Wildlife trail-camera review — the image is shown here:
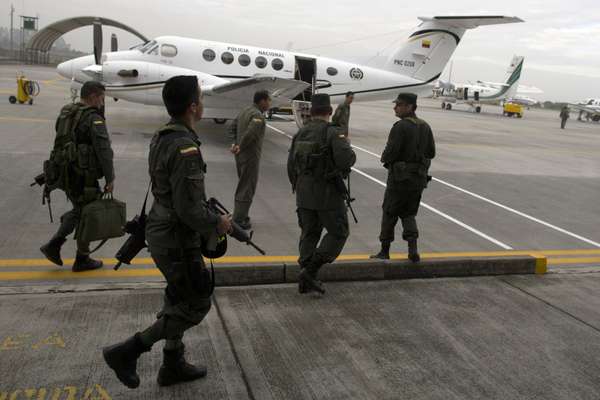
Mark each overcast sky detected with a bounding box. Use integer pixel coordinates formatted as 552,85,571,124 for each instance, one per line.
7,0,600,101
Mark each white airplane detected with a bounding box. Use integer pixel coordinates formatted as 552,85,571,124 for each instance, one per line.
435,55,527,113
569,98,600,122
57,16,523,123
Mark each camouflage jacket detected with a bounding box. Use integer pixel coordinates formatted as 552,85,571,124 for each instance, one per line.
146,119,220,252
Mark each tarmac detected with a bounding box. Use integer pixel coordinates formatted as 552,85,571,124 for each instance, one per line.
1,64,600,398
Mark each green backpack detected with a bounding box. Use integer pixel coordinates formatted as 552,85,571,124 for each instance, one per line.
43,103,92,196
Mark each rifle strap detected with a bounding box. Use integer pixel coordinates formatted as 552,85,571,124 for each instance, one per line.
141,180,151,217
87,239,109,254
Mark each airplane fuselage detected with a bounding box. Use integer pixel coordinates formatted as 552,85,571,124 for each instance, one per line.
60,35,433,118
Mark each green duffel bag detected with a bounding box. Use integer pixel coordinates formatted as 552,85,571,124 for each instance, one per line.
76,192,126,245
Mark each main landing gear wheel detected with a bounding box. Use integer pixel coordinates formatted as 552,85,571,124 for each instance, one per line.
213,118,227,124
475,106,481,113
441,102,446,109
446,103,452,110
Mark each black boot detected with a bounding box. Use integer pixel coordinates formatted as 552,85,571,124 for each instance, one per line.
72,252,103,272
40,237,66,266
103,333,152,389
157,344,207,387
298,268,325,294
408,240,420,263
370,241,390,260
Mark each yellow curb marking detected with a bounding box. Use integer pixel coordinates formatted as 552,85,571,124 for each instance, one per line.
0,249,598,268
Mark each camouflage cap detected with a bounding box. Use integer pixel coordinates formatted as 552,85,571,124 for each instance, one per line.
393,92,418,105
311,93,332,113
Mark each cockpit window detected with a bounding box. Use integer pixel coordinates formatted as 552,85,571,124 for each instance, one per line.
588,99,595,105
148,45,159,55
139,40,157,53
161,44,178,57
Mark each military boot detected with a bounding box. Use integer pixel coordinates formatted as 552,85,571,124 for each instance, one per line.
72,252,103,272
369,241,390,260
103,333,152,389
233,201,252,230
408,240,420,263
298,268,325,295
40,237,67,266
157,344,207,387
298,256,325,295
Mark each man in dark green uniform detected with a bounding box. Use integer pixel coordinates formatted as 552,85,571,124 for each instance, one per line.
370,93,435,262
332,91,354,133
560,105,570,129
228,90,272,229
40,81,114,272
288,94,356,294
103,76,232,389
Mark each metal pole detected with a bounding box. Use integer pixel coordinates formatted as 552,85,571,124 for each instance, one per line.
10,4,15,57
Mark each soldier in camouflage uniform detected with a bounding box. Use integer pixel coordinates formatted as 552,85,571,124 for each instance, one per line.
40,81,114,272
103,76,232,389
288,94,356,294
371,93,436,262
228,90,272,229
332,91,354,133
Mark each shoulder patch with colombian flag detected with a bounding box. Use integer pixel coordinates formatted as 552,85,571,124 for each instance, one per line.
253,117,264,123
180,146,199,156
93,120,104,125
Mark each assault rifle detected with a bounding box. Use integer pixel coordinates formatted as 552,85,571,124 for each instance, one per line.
330,172,358,224
206,198,266,255
30,172,53,223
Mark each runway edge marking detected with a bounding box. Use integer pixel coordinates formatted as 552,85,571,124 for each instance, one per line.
351,138,600,248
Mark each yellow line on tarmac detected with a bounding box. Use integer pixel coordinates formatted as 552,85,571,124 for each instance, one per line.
1,249,598,268
0,249,598,271
0,116,53,123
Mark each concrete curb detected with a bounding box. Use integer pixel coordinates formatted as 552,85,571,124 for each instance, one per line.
216,255,545,286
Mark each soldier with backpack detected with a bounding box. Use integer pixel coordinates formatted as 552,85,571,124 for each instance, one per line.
39,81,115,272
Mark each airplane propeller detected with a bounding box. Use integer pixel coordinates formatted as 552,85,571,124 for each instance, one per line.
93,19,103,65
111,33,118,52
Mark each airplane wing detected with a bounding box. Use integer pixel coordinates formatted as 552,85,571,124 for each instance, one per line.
478,80,509,88
208,76,309,107
568,103,600,115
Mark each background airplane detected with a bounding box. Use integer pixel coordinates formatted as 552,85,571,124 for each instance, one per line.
56,16,523,122
434,56,544,112
434,55,530,113
569,98,600,122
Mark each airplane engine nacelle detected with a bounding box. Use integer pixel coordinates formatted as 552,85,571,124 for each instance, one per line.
102,61,226,105
103,61,150,85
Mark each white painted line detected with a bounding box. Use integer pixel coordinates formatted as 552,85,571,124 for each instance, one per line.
268,124,513,250
431,177,600,248
344,131,600,249
268,124,293,139
350,167,513,250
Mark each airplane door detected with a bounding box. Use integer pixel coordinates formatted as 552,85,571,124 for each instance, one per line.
464,88,469,100
294,56,316,102
474,91,480,101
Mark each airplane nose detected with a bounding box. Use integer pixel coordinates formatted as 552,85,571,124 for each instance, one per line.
57,60,73,79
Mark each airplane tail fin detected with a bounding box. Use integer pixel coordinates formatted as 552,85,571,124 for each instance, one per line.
384,16,523,82
503,55,524,99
